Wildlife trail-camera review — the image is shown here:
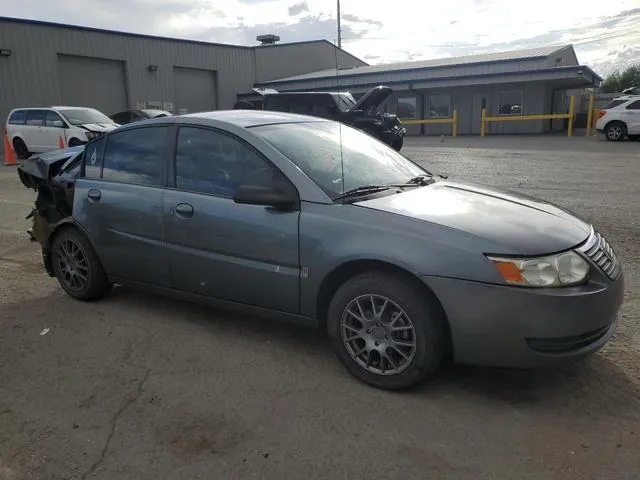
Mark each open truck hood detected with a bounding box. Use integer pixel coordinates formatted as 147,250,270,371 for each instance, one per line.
350,86,392,112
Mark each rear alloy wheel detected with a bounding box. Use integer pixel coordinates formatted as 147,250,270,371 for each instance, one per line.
51,228,112,301
327,272,447,390
605,122,627,142
12,138,29,160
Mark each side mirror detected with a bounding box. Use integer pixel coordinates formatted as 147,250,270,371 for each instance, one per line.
53,120,65,128
233,185,297,210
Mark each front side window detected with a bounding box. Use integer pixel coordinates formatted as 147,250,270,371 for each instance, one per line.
253,121,426,199
45,111,65,127
102,127,167,186
175,127,287,198
25,110,45,126
428,94,451,118
8,110,26,125
58,108,112,126
397,96,417,119
498,91,523,115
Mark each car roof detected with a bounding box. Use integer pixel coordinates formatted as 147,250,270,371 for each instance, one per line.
50,106,97,110
180,110,330,128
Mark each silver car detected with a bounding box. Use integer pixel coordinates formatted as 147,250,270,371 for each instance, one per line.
18,111,624,390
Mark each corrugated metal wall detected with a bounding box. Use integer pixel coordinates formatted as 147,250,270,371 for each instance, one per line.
0,19,255,128
254,42,367,83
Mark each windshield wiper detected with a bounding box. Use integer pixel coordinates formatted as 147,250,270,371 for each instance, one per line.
333,185,394,202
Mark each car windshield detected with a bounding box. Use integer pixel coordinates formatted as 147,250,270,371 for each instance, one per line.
57,108,112,125
252,121,428,199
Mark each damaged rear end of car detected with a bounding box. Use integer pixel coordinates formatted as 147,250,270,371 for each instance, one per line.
17,146,84,275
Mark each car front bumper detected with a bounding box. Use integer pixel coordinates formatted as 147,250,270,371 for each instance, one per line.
422,271,624,368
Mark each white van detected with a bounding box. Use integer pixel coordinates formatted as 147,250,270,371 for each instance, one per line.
5,106,120,159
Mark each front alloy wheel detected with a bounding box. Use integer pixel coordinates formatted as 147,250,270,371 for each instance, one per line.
327,272,447,390
341,294,417,375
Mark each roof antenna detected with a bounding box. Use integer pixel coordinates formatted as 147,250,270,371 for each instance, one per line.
336,0,342,48
333,27,345,200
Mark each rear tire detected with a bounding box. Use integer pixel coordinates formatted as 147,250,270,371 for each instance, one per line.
605,121,627,142
51,227,112,301
12,138,29,160
392,136,404,151
327,272,447,390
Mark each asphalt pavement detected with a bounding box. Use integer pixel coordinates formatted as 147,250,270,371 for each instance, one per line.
1,134,639,479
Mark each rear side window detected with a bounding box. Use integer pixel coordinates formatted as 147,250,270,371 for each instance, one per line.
8,110,26,125
84,136,105,179
603,100,626,110
625,100,640,110
25,110,45,126
102,126,167,186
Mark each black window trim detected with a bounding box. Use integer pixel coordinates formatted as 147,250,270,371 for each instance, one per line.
89,124,172,188
625,100,640,110
80,134,107,179
166,124,299,202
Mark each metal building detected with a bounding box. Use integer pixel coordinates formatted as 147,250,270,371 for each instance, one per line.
251,45,603,135
0,16,365,129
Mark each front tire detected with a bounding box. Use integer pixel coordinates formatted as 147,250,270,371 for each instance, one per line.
605,121,627,142
68,138,83,147
51,227,112,301
327,272,447,390
391,136,404,151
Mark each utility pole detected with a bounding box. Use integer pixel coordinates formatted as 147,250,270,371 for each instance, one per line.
337,0,341,48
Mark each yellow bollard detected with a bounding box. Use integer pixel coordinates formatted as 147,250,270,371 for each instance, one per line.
567,96,575,137
480,108,486,137
452,109,458,138
586,94,594,136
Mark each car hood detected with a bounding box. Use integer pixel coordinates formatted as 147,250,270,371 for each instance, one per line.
350,86,392,112
355,180,592,255
80,123,119,132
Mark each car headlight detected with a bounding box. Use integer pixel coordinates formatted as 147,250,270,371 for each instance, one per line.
487,251,590,287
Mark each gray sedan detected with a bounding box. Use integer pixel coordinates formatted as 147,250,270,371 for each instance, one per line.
19,110,624,390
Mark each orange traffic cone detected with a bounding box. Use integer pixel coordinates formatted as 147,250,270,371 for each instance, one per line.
3,131,17,166
58,136,65,149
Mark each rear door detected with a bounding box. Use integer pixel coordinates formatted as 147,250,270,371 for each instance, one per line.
624,100,640,134
163,125,300,313
24,109,47,152
73,125,172,286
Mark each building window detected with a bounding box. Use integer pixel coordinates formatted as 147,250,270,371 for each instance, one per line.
428,94,451,118
397,96,417,119
498,91,523,115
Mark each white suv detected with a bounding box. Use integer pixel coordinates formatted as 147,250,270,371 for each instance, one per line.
595,95,640,142
5,106,120,159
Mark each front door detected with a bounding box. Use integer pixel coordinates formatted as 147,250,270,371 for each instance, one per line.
472,93,488,134
163,125,300,313
73,125,172,287
44,111,66,150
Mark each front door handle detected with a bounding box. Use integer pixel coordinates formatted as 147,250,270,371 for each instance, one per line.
87,188,101,201
175,203,194,218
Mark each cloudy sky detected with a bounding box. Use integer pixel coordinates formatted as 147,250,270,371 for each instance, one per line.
2,0,639,75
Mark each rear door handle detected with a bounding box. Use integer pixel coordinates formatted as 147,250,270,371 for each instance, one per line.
87,188,101,201
175,203,194,218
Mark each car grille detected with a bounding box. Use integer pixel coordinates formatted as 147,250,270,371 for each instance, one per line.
578,229,621,280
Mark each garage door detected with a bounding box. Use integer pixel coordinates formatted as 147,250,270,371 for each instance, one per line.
173,67,217,115
57,54,128,116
